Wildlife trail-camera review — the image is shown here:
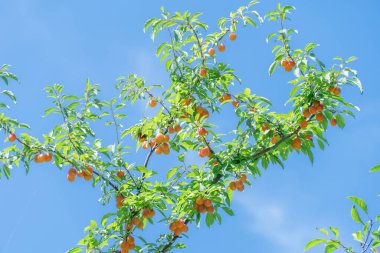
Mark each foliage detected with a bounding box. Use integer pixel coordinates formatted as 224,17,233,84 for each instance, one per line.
305,165,380,253
0,1,363,253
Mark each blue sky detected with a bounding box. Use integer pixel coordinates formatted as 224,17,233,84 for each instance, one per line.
1,1,380,252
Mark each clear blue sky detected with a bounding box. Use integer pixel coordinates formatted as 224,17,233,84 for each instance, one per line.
1,1,380,252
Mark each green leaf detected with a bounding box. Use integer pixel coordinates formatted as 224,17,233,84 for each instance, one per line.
346,56,358,63
1,90,16,102
205,213,215,227
348,196,367,214
370,164,380,173
352,231,363,242
66,247,82,253
222,206,234,216
335,114,345,128
268,61,278,76
305,43,319,53
329,227,339,238
289,85,300,97
304,238,325,251
3,165,10,179
167,167,178,180
324,244,338,253
372,230,380,241
318,228,329,236
350,205,364,224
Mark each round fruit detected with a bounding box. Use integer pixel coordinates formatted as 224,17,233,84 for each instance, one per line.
330,118,337,126
291,138,302,150
86,166,93,175
132,217,140,225
117,170,125,179
174,124,182,132
142,209,151,218
197,127,208,137
302,109,311,118
155,133,165,144
8,133,16,142
232,100,239,107
84,167,93,181
300,119,308,129
182,99,191,106
229,33,237,41
218,43,226,52
199,68,207,77
67,173,75,182
271,136,279,144
127,235,135,244
155,146,163,155
261,124,269,132
142,140,150,149
288,59,295,68
163,135,170,143
204,199,212,207
229,181,237,191
198,147,211,157
333,87,341,96
308,106,317,114
34,154,45,163
150,138,157,147
281,58,289,67
149,99,157,107
240,173,247,182
68,168,77,176
84,173,92,181
222,93,231,101
167,126,175,134
208,48,215,56
316,113,324,122
116,195,124,208
196,197,204,205
161,143,170,155
206,206,214,214
236,181,245,192
44,153,52,162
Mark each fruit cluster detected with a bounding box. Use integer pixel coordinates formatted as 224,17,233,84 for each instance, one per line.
291,137,302,150
116,195,125,209
34,153,53,163
141,132,171,155
193,197,214,214
196,105,210,119
141,208,155,219
125,217,144,230
228,173,247,192
67,166,93,182
281,58,296,72
200,32,237,77
169,219,189,236
302,100,324,122
119,235,135,253
328,86,341,96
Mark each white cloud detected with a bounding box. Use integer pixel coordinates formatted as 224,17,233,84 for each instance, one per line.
235,194,313,252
